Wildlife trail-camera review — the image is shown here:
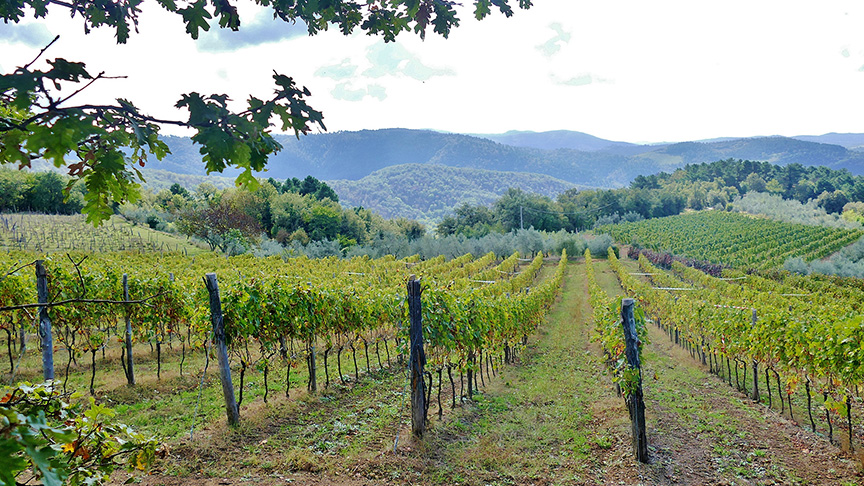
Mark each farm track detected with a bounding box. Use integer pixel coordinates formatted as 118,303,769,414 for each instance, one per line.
122,260,863,485
640,315,861,485
596,258,863,485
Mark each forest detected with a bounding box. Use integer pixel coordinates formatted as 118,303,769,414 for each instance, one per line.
438,158,864,236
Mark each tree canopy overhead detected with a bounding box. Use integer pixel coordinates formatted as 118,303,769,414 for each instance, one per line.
0,0,532,223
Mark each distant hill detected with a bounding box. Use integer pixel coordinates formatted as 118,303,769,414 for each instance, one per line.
636,136,864,172
153,130,656,187
327,164,581,222
793,133,864,151
470,130,642,152
152,130,864,188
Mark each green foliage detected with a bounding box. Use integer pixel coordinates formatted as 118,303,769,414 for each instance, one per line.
494,188,564,232
169,183,189,198
347,228,579,260
154,179,426,254
599,210,863,269
434,186,572,236
0,168,85,214
816,190,850,214
731,192,859,230
270,175,339,202
0,1,531,225
437,203,500,237
632,254,864,414
0,381,160,486
782,235,864,278
585,249,647,397
554,158,864,231
176,192,262,253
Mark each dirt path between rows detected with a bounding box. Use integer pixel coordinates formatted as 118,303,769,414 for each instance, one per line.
594,258,864,485
641,319,863,485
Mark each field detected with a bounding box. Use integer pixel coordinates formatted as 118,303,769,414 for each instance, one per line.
0,213,207,254
597,210,863,269
4,210,864,485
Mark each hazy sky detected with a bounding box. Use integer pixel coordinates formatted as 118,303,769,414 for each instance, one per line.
3,0,864,144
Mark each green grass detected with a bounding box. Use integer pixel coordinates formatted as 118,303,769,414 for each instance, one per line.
7,332,402,446
415,263,630,485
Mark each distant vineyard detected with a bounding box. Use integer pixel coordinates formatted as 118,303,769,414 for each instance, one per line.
0,213,203,254
597,211,863,269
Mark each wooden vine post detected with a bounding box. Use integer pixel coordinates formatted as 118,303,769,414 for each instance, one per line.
408,275,426,438
750,309,759,402
204,273,240,426
123,274,135,385
305,282,317,393
308,337,317,393
621,298,648,463
36,260,54,380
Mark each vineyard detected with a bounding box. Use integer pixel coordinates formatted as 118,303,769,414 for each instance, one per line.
0,248,566,456
614,248,864,452
5,210,864,484
0,214,205,254
581,202,864,481
597,210,863,269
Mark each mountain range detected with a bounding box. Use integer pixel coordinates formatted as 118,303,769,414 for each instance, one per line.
144,129,864,221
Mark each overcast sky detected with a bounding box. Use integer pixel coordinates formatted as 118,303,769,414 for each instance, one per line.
3,0,864,144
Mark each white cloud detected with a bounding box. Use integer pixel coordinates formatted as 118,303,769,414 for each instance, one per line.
315,59,359,80
536,23,571,57
0,23,53,47
6,0,864,143
552,72,612,87
196,10,308,52
363,43,454,81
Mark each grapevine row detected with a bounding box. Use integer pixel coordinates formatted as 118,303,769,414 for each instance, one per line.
598,211,862,269
619,254,864,446
0,249,567,411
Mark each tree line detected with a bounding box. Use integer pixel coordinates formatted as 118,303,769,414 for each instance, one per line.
0,168,86,214
122,175,424,254
438,159,864,237
7,158,864,255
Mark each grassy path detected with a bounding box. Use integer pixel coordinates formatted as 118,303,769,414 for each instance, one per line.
409,262,640,485
132,262,643,486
